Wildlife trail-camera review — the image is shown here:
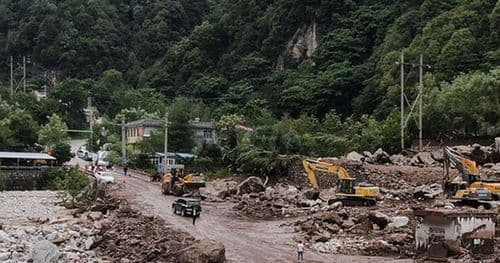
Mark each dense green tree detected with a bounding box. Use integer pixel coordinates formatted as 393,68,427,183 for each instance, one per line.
167,97,195,152
38,114,69,150
0,0,499,160
52,78,92,129
7,109,39,147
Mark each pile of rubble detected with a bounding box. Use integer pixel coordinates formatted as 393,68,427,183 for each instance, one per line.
0,215,102,262
345,143,500,168
345,148,443,167
97,204,225,262
291,207,416,257
201,177,327,219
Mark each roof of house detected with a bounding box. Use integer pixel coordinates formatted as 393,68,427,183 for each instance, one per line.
153,152,197,159
0,152,56,160
124,119,163,128
190,120,214,129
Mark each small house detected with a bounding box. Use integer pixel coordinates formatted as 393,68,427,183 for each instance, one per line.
189,118,217,145
414,208,496,257
124,119,163,144
150,152,196,173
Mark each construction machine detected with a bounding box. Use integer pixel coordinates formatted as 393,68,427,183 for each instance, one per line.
302,159,380,206
160,168,206,196
443,146,500,208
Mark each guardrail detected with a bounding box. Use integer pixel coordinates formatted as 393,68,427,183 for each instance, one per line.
113,165,153,178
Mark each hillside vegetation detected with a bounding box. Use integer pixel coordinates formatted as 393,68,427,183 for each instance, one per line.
0,0,499,160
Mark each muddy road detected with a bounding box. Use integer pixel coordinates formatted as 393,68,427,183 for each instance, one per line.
111,172,414,263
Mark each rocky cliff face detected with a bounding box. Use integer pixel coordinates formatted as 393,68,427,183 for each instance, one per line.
277,22,318,70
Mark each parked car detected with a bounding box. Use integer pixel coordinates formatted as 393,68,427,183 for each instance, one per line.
77,147,93,161
94,171,115,184
172,198,202,217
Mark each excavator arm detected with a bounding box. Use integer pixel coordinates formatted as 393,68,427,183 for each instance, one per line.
302,159,379,206
302,159,352,189
444,146,480,184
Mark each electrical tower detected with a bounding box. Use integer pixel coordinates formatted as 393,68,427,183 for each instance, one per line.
397,53,431,151
8,56,28,97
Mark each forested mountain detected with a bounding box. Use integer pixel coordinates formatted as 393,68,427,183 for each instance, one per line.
0,0,499,156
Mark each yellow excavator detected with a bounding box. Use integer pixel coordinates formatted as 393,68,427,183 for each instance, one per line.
444,146,500,208
160,168,206,196
302,159,380,206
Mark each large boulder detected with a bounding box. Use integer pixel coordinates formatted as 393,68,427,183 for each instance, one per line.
368,211,390,229
413,152,436,166
200,179,238,201
317,212,343,225
303,188,320,200
30,240,60,263
389,154,409,165
346,151,364,162
413,183,442,200
387,216,409,229
179,239,225,263
363,151,374,163
372,148,391,164
236,177,265,195
431,149,444,162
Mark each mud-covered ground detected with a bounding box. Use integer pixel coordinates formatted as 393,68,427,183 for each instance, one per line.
111,171,414,263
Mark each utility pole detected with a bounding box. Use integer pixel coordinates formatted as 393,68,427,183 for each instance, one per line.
400,53,404,151
163,113,169,174
23,56,26,92
419,54,423,151
121,118,126,165
397,53,430,152
9,56,13,98
87,97,93,152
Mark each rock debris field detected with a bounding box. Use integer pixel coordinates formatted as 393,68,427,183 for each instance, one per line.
0,191,68,225
0,191,103,262
0,189,226,263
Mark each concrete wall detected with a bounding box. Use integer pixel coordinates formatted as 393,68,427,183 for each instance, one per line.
0,169,51,190
415,214,495,254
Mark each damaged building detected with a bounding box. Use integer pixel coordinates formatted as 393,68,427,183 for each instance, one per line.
414,209,496,258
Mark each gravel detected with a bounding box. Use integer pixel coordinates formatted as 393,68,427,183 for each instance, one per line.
0,191,106,262
0,191,67,224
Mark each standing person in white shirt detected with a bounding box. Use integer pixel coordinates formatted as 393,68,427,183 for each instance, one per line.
297,241,304,261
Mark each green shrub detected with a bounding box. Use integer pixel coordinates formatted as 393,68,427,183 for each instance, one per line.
204,168,229,181
55,168,90,207
0,171,5,191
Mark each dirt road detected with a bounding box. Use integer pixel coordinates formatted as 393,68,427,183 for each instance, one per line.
111,172,414,263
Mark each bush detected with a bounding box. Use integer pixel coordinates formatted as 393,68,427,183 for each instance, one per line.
0,171,5,191
52,143,73,165
55,168,90,207
130,153,155,170
204,168,229,181
41,168,67,189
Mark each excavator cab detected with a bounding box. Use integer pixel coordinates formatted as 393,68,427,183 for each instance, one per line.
445,181,467,197
338,178,355,194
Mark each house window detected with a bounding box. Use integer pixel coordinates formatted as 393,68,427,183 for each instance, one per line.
203,129,213,139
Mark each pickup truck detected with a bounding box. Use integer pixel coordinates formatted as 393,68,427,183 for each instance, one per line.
172,198,202,217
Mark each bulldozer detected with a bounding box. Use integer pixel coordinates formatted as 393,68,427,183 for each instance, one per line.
302,159,380,206
443,146,500,209
160,168,206,196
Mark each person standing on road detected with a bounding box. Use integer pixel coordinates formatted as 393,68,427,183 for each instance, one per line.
123,165,128,176
192,208,199,225
297,241,304,261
